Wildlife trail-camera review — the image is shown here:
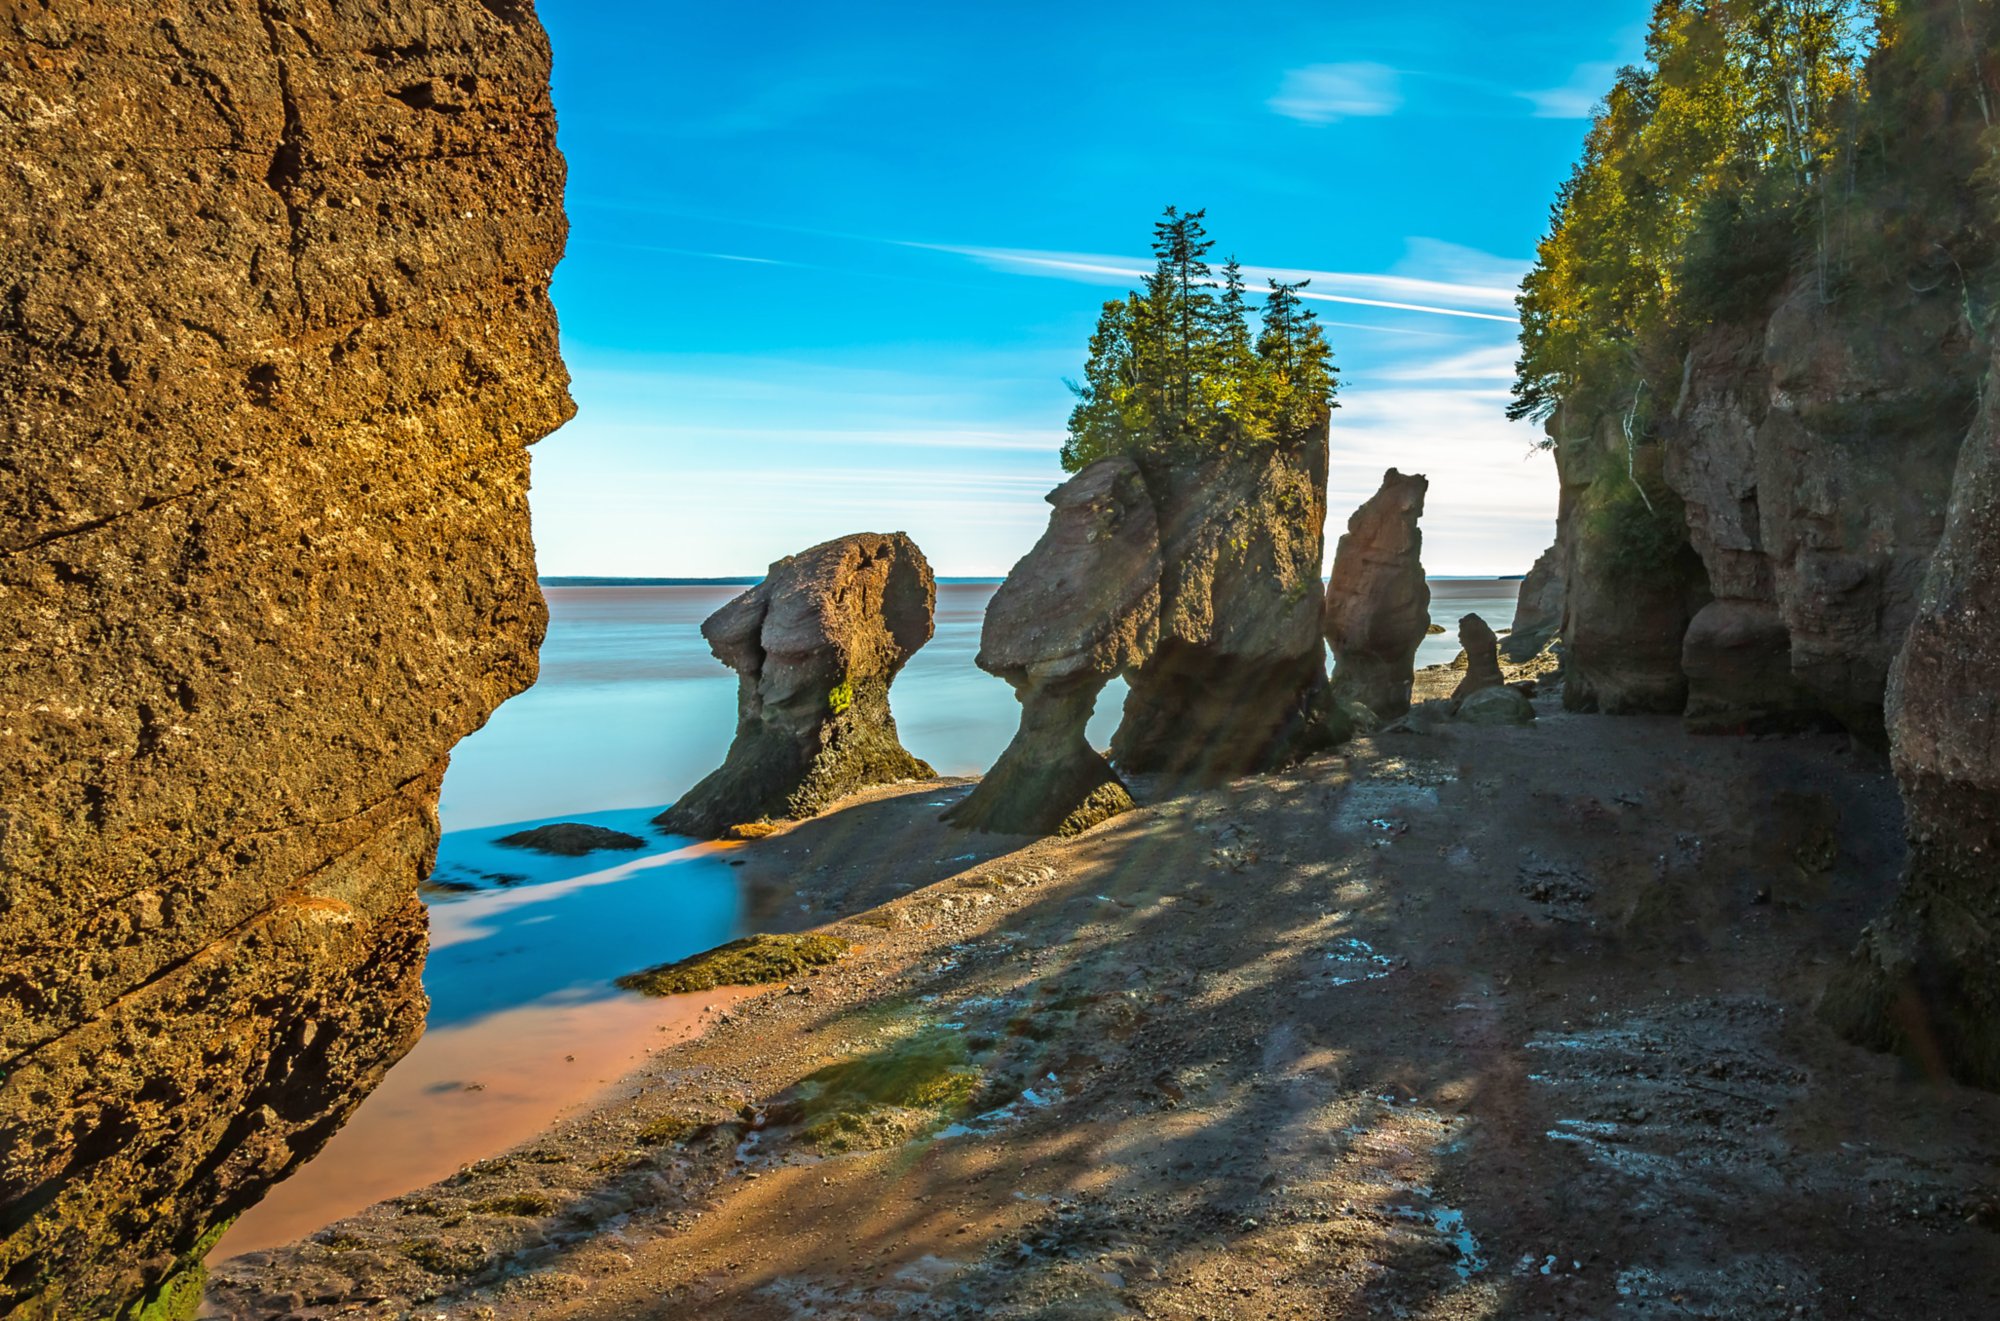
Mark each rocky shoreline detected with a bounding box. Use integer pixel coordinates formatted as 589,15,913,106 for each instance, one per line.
209,683,2000,1318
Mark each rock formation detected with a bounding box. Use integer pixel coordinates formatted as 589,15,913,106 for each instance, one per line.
1824,352,2000,1088
1547,408,1710,714
1450,614,1504,706
1110,423,1332,780
1664,284,1974,738
1502,544,1565,662
1325,469,1431,720
1456,685,1536,726
657,534,936,839
944,459,1160,836
0,3,571,1314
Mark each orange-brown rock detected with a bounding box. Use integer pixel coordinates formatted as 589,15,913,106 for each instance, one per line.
1825,349,2000,1089
0,2,571,1313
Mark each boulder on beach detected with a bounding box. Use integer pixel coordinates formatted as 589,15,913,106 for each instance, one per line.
495,823,647,856
1325,469,1431,720
1111,421,1333,780
656,533,937,839
1450,613,1505,707
945,457,1161,837
1456,685,1536,726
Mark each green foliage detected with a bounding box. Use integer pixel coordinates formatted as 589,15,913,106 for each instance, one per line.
1062,207,1340,471
1511,0,1881,426
827,679,854,716
1585,478,1696,584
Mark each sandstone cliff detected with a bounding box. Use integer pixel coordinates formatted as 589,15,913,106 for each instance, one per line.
1111,424,1330,780
657,533,936,839
1547,407,1710,715
1665,282,1974,738
1823,349,2000,1088
0,2,571,1314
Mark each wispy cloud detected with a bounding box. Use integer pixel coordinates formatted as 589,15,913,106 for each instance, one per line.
1376,344,1519,382
1517,61,1620,119
1269,62,1403,124
914,243,1522,324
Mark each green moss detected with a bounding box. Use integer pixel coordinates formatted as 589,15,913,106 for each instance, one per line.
1055,781,1136,837
471,1191,559,1217
786,1029,981,1153
399,1237,488,1277
617,933,852,996
636,1113,704,1146
119,1218,234,1321
828,680,854,715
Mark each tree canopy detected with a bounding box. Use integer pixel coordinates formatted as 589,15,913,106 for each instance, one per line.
1511,0,1882,426
1062,208,1339,473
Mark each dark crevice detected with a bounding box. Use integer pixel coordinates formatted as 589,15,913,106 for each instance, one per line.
255,4,314,331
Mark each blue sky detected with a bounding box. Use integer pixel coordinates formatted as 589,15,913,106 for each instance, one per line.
532,1,1653,577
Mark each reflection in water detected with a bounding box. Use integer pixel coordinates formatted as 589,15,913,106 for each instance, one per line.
213,808,742,1256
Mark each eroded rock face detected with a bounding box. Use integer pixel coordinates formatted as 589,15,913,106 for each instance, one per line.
1551,408,1709,714
1111,425,1332,780
1451,614,1503,706
945,459,1160,837
657,534,937,838
1503,543,1565,662
0,3,571,1313
1824,353,2000,1088
1325,469,1430,721
1665,284,1974,738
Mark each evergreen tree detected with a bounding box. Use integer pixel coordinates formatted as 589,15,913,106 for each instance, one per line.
1062,208,1340,473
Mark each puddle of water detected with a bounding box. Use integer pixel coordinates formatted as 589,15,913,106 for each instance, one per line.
212,807,746,1258
1324,936,1398,986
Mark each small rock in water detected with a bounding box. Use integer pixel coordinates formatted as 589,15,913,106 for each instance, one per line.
495,823,647,856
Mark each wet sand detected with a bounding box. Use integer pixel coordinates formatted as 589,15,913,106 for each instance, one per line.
212,986,744,1257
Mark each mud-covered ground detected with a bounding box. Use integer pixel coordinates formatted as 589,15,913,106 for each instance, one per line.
209,671,2000,1319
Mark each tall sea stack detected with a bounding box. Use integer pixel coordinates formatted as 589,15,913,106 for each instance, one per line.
0,2,572,1314
1111,422,1332,780
1325,469,1430,720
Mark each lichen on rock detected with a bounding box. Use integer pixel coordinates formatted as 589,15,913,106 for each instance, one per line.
656,533,937,839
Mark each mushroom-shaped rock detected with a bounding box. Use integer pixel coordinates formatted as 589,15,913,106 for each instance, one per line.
1110,423,1333,780
945,458,1161,836
1325,469,1431,720
656,533,937,838
1450,613,1505,706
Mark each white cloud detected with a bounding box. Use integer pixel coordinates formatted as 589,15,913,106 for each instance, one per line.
1376,344,1519,382
915,243,1522,324
1269,63,1403,124
1518,61,1620,119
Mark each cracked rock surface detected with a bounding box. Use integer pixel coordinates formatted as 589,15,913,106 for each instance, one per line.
0,2,571,1313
